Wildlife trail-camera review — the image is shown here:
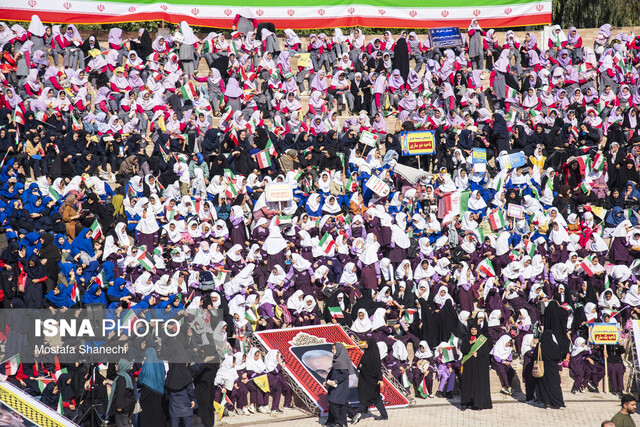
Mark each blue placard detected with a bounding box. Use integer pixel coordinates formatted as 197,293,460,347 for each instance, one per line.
498,152,527,170
428,27,463,49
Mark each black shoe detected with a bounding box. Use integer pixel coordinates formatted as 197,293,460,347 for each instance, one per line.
273,409,283,414
586,381,596,392
445,391,453,399
593,387,600,393
374,416,388,421
435,391,443,398
352,413,362,424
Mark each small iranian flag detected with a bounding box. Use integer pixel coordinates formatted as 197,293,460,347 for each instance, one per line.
604,274,611,289
596,100,606,114
70,283,80,303
580,181,591,193
265,138,277,156
506,86,519,99
509,250,521,261
180,82,198,101
57,394,64,415
4,354,20,375
593,153,605,171
444,190,470,217
95,270,108,289
71,114,82,131
580,256,595,277
224,169,236,180
417,377,429,398
328,306,344,318
229,128,239,146
166,209,176,222
48,186,61,202
575,155,592,175
221,107,234,124
255,149,272,169
527,242,537,258
505,108,518,123
488,210,505,231
319,232,336,254
137,248,154,271
226,181,239,199
90,219,102,240
578,63,593,73
122,309,138,330
477,258,496,277
54,368,68,381
13,108,25,125
202,39,214,54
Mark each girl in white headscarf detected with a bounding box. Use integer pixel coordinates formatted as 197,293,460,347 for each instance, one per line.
412,340,434,398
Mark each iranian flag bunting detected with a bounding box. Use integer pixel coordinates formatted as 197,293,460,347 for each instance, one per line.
580,256,595,277
90,219,102,240
180,82,197,101
477,258,496,277
319,232,335,254
255,149,273,169
488,209,506,231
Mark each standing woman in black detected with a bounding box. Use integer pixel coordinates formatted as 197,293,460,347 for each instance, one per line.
459,323,493,410
324,343,353,427
353,337,388,423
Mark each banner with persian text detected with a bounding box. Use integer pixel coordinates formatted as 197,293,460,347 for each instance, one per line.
1,1,551,29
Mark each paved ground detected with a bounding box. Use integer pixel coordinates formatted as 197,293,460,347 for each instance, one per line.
216,392,638,427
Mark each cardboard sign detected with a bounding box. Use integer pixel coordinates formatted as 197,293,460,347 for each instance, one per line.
588,323,619,345
360,130,379,147
498,151,527,170
399,130,435,156
507,203,524,219
429,27,463,48
266,183,293,202
297,53,311,68
365,175,390,197
472,148,487,164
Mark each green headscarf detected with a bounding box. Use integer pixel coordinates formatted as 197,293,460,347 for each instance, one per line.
105,358,133,415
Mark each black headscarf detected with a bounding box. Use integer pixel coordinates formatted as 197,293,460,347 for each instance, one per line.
392,37,410,83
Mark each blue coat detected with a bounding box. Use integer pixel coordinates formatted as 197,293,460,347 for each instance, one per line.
326,368,350,404
168,383,196,418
